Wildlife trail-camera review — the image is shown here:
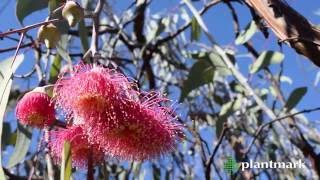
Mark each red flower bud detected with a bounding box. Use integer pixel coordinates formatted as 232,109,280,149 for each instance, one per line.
16,91,55,128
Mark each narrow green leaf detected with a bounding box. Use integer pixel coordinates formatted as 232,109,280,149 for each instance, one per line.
57,35,72,64
180,60,214,101
61,141,72,180
285,87,308,112
78,20,89,52
49,54,62,83
182,0,209,35
7,124,32,168
216,98,242,137
235,21,257,45
0,55,24,178
208,52,231,76
16,0,48,24
250,51,285,74
183,0,217,44
191,17,201,41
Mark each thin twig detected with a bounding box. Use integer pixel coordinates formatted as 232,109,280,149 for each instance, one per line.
91,0,104,56
0,19,62,38
245,107,320,155
155,0,221,46
0,42,33,54
11,33,25,67
205,123,228,180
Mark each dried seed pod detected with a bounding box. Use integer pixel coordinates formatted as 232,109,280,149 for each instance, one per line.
62,1,84,27
37,23,61,49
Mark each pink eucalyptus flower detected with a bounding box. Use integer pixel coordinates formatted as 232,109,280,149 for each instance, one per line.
54,64,183,160
54,64,136,121
49,126,104,168
84,93,184,160
16,91,55,128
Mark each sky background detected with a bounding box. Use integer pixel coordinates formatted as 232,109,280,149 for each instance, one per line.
1,0,320,179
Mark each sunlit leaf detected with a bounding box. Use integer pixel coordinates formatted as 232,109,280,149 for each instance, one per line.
250,51,285,74
280,76,293,84
49,54,62,84
235,21,257,45
57,35,72,64
216,98,242,137
182,0,211,39
191,17,201,41
61,141,72,180
0,55,24,178
208,52,231,76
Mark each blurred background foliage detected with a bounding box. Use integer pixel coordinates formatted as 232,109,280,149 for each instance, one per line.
1,0,320,179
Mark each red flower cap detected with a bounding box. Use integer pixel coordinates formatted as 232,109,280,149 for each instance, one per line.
16,91,55,128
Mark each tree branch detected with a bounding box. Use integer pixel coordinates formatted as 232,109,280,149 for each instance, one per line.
245,0,320,66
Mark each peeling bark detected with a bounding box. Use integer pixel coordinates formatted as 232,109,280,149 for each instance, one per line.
245,0,320,67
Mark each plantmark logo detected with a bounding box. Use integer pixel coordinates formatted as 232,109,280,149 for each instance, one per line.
223,156,240,175
223,156,306,175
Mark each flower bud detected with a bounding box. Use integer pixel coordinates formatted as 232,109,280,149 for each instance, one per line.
62,1,84,27
16,88,56,128
37,23,61,49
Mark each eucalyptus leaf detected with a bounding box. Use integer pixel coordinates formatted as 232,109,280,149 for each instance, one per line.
79,20,89,52
49,54,62,83
182,0,210,36
7,124,32,168
180,60,214,101
216,98,242,137
61,141,72,180
208,52,231,76
191,17,201,41
284,87,308,112
16,0,48,24
0,54,24,178
57,35,72,64
250,51,285,74
235,21,257,45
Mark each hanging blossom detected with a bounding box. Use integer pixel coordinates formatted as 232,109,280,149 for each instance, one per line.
54,63,137,120
49,126,104,168
16,91,55,128
83,92,184,160
54,64,184,161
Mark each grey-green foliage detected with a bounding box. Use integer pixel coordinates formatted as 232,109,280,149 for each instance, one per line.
1,0,319,180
